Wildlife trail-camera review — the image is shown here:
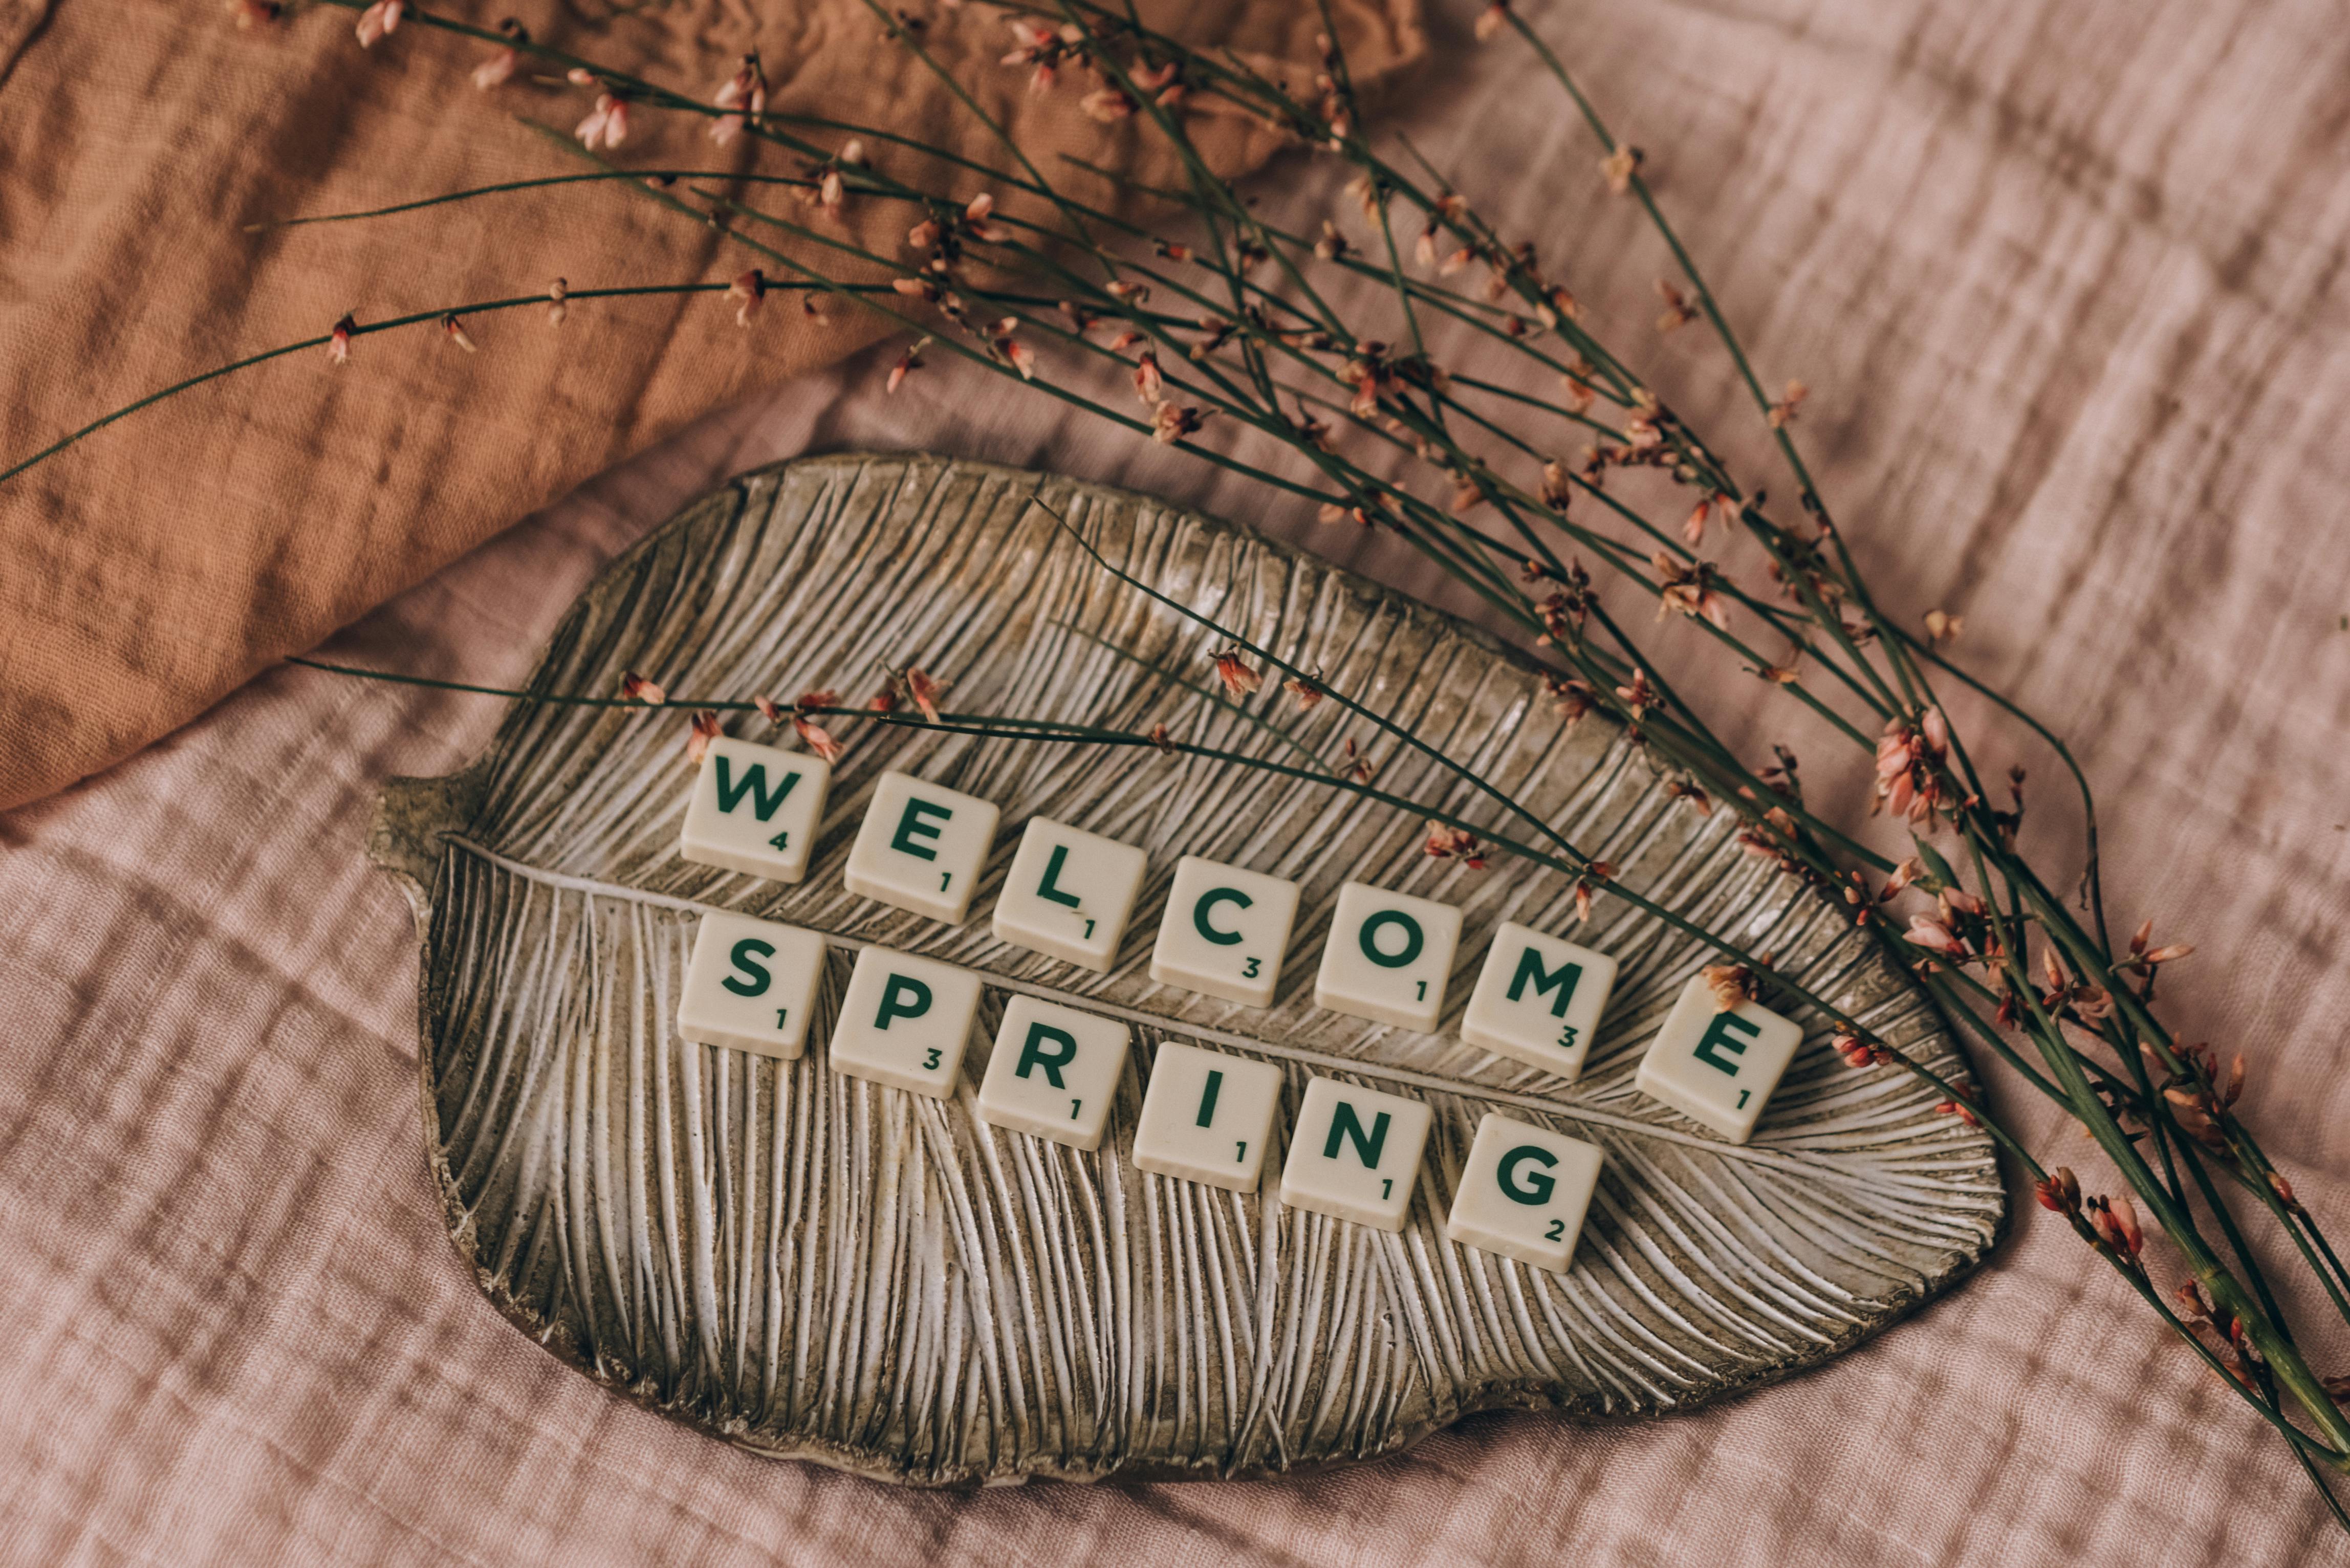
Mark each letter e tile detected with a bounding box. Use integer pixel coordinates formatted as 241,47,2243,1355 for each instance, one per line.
843,770,1002,924
1633,973,1803,1143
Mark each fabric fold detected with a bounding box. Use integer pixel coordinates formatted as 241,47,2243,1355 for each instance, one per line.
0,0,1423,810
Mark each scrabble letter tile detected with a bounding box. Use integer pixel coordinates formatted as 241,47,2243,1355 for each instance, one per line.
1131,1042,1285,1193
1147,856,1301,1008
1445,1113,1603,1272
826,946,984,1099
677,912,829,1060
678,734,832,883
1278,1077,1433,1232
974,995,1131,1150
990,817,1148,971
1312,881,1463,1031
1459,921,1620,1082
1633,973,1803,1142
843,770,1002,924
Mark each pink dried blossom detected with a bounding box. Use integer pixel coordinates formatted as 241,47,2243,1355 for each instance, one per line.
471,44,517,89
576,92,628,151
354,0,402,48
684,710,721,765
793,715,843,764
1210,648,1263,697
327,313,355,365
710,53,767,145
904,667,946,723
728,268,767,326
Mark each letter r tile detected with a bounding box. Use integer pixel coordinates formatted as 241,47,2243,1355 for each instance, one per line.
974,994,1131,1150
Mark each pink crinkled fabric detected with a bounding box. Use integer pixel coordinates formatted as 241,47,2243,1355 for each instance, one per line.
5,0,2350,1562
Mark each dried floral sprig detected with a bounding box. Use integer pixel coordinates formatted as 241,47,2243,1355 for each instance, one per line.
7,0,2345,1522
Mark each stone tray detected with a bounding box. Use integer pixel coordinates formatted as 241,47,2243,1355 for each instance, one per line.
371,452,2004,1487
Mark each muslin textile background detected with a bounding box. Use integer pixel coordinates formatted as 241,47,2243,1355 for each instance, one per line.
7,0,2350,1563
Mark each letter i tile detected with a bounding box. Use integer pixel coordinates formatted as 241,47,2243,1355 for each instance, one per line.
1633,972,1804,1143
678,734,832,883
1130,1042,1285,1193
1277,1077,1432,1232
974,995,1131,1150
843,770,1002,924
677,912,830,1060
990,816,1148,971
826,946,985,1099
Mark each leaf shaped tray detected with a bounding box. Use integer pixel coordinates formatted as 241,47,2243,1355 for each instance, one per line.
372,451,2004,1487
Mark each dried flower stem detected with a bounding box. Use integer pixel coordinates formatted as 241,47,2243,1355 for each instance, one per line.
10,0,2346,1516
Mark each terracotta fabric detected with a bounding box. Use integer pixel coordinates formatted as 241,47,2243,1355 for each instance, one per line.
0,0,1422,812
7,0,2350,1563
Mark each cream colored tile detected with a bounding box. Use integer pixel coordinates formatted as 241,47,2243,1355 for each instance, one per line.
1312,881,1463,1031
826,945,984,1099
1130,1042,1284,1193
1459,921,1619,1082
989,816,1147,971
842,770,1001,924
676,912,829,1061
1277,1077,1432,1232
1633,973,1804,1143
974,995,1130,1150
1444,1113,1603,1273
677,734,832,883
1147,855,1300,1008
